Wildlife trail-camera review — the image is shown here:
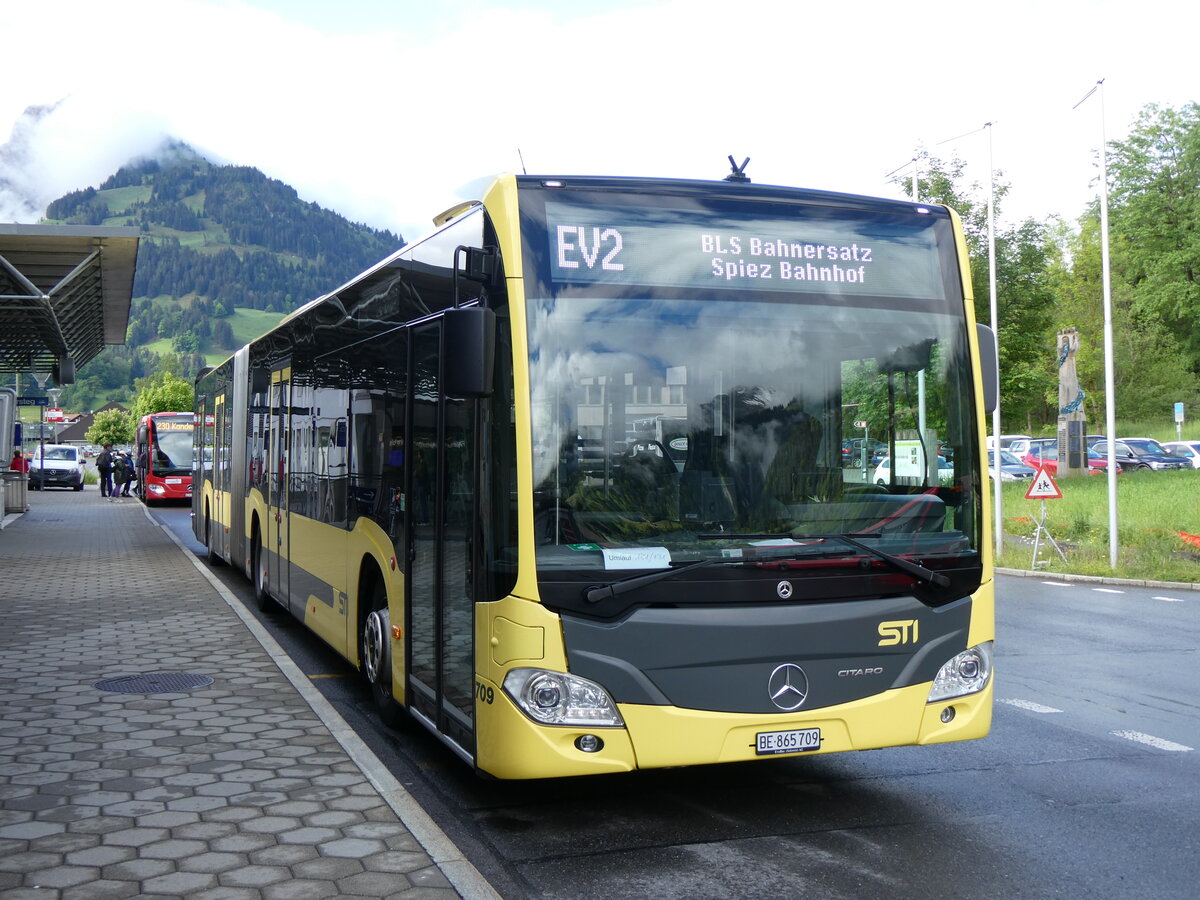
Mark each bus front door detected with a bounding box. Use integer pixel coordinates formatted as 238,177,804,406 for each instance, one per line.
267,371,291,606
407,322,476,762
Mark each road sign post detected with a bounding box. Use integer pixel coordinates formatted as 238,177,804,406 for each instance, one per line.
1025,468,1066,568
853,420,870,476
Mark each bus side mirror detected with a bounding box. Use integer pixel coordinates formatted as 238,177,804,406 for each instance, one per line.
976,323,999,414
444,306,496,398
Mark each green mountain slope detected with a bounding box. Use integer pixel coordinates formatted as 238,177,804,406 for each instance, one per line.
43,143,406,410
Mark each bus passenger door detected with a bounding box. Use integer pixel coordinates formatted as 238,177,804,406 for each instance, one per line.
407,322,477,762
267,370,291,605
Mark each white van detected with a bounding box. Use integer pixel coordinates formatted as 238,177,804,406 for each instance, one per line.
30,444,85,491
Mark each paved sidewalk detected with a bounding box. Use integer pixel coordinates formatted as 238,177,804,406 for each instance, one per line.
0,487,497,899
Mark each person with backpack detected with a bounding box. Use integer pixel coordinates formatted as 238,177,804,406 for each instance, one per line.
117,452,135,498
96,444,114,497
110,450,129,500
123,452,137,497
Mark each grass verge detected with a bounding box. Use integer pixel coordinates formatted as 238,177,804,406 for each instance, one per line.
995,471,1200,583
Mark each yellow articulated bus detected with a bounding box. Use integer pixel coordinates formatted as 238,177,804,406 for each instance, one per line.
194,174,999,779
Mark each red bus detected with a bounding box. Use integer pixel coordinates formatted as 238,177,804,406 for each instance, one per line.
135,411,195,503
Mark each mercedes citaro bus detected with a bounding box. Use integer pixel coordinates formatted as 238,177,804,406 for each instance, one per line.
194,174,998,779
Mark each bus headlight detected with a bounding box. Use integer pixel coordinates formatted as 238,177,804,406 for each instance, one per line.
502,668,624,727
928,642,993,702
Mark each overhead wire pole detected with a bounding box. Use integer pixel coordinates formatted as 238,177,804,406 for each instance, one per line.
1074,78,1119,569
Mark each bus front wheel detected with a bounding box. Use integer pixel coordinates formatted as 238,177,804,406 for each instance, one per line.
360,576,403,728
251,528,273,612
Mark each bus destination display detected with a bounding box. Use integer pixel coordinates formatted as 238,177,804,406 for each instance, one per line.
544,200,947,301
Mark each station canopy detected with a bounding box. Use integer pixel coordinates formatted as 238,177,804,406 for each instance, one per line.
0,223,139,383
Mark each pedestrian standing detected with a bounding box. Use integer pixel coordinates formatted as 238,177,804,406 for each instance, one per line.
112,452,130,500
9,449,29,473
136,448,148,502
119,453,135,497
96,444,114,498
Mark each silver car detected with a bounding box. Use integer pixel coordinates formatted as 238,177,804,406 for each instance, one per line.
987,449,1037,480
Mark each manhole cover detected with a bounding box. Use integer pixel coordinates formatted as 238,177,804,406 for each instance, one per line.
93,673,214,693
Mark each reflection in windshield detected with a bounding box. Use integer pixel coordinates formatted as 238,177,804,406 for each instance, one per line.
527,294,980,576
154,429,194,474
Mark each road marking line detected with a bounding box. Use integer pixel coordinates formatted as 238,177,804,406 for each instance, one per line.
1111,730,1193,752
1040,581,1072,588
999,698,1063,714
1092,588,1125,594
1152,596,1186,602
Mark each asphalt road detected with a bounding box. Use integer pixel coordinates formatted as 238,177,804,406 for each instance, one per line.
157,505,1200,900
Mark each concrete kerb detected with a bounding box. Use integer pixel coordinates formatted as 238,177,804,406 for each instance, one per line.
995,566,1200,591
146,503,502,900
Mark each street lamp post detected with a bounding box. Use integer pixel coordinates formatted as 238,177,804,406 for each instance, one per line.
1074,78,1119,569
985,122,1001,560
31,373,51,469
934,123,1003,558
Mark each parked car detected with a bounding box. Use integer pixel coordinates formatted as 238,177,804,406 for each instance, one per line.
987,449,1036,481
986,434,1032,450
1009,437,1055,461
873,455,954,486
842,438,886,467
1089,436,1190,471
29,444,85,491
1160,440,1200,469
1021,442,1110,475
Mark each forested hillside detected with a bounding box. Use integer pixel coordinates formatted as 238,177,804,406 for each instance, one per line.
44,144,404,411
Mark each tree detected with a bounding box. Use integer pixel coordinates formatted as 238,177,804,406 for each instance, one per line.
172,331,200,354
896,153,1059,432
128,371,194,429
1105,103,1200,370
1054,209,1200,422
86,408,134,447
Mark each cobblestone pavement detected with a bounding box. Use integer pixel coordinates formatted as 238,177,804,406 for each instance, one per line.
0,486,496,899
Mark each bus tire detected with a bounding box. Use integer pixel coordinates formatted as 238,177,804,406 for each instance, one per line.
251,526,274,612
360,573,403,728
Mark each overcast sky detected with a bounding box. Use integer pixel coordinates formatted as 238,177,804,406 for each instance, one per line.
2,0,1197,241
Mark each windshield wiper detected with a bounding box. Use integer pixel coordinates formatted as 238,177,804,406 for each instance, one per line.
585,531,950,604
584,556,728,604
699,532,950,588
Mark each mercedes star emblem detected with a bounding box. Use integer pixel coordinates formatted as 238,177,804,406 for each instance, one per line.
768,663,809,711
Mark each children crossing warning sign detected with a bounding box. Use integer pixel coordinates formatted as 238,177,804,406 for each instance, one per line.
1025,468,1063,500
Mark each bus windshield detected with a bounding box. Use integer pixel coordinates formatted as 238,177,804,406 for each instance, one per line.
151,418,194,475
520,184,982,593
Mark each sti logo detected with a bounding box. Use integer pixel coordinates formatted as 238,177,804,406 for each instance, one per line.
877,619,919,646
